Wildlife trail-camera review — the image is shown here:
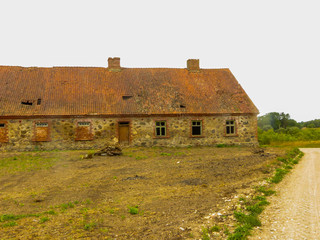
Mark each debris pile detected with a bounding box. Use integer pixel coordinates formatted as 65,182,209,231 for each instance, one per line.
94,144,122,156
83,144,122,159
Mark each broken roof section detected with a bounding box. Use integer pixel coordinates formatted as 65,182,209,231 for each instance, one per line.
0,60,259,117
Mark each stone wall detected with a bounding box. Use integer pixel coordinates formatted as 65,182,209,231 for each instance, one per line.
0,114,258,151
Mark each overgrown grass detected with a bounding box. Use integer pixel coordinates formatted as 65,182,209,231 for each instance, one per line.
228,147,304,240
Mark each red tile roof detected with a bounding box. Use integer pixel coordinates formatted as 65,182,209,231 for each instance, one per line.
0,66,258,117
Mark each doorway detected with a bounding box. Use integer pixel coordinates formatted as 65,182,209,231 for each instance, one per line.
118,122,130,145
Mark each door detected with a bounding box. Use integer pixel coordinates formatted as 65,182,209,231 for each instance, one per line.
119,122,130,145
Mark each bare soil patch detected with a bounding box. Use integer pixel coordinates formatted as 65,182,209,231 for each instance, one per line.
0,146,283,239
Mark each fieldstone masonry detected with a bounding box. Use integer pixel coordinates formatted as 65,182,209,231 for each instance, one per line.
0,114,258,151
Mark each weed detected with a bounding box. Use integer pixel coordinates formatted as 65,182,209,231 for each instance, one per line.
216,144,227,148
45,210,56,215
39,217,49,223
223,225,231,235
252,195,266,201
270,168,289,183
201,227,210,240
84,222,96,230
160,152,171,156
174,152,185,156
60,202,75,210
128,206,139,215
121,215,126,220
228,224,252,240
277,157,287,163
210,225,221,232
234,211,261,227
2,221,18,227
257,186,276,196
135,155,147,160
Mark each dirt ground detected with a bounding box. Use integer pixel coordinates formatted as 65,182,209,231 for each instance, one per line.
0,146,284,239
250,148,320,240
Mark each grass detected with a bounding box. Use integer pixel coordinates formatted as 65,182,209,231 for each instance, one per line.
84,222,96,230
39,217,49,223
228,147,304,240
0,153,58,176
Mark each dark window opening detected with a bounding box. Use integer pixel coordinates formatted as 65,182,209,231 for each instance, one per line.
122,95,133,100
192,121,202,136
37,98,42,105
0,123,5,128
119,122,130,126
226,120,236,135
21,100,33,106
180,104,186,108
155,121,166,137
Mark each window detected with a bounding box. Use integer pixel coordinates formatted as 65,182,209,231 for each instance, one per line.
78,122,90,126
0,122,8,143
192,121,202,136
226,120,236,135
76,121,93,141
155,121,166,137
35,122,48,127
34,121,50,142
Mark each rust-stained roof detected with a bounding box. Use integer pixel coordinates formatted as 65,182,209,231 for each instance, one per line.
0,66,259,117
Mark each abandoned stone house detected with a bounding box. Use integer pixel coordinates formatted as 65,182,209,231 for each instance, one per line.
0,58,259,151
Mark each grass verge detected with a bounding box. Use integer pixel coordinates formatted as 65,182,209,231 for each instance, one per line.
227,147,304,240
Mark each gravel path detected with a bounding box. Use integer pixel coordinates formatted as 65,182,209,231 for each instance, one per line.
251,148,320,240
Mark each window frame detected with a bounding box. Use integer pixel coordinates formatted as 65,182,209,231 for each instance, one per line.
153,119,170,139
225,119,237,136
155,120,167,137
190,119,204,138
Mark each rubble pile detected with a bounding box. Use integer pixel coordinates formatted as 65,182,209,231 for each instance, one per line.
94,145,122,156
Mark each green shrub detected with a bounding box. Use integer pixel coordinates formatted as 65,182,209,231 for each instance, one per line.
128,206,139,215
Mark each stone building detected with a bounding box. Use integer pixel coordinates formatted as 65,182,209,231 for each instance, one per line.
0,58,259,151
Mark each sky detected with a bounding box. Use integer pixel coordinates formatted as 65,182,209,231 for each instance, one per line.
0,0,319,122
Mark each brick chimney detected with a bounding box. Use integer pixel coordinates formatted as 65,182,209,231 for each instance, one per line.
108,57,121,72
187,59,200,72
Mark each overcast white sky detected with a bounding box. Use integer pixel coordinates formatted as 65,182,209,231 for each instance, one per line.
0,0,319,122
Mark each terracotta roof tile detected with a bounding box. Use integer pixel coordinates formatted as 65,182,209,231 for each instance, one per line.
0,66,259,117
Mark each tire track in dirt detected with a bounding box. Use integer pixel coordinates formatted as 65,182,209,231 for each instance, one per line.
251,148,320,240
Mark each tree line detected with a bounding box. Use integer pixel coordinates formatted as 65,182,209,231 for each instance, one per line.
258,112,320,130
258,112,320,145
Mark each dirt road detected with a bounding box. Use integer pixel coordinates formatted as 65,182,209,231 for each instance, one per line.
252,148,320,240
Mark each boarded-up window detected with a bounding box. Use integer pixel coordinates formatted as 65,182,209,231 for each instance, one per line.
75,121,93,141
0,122,9,143
34,122,50,142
